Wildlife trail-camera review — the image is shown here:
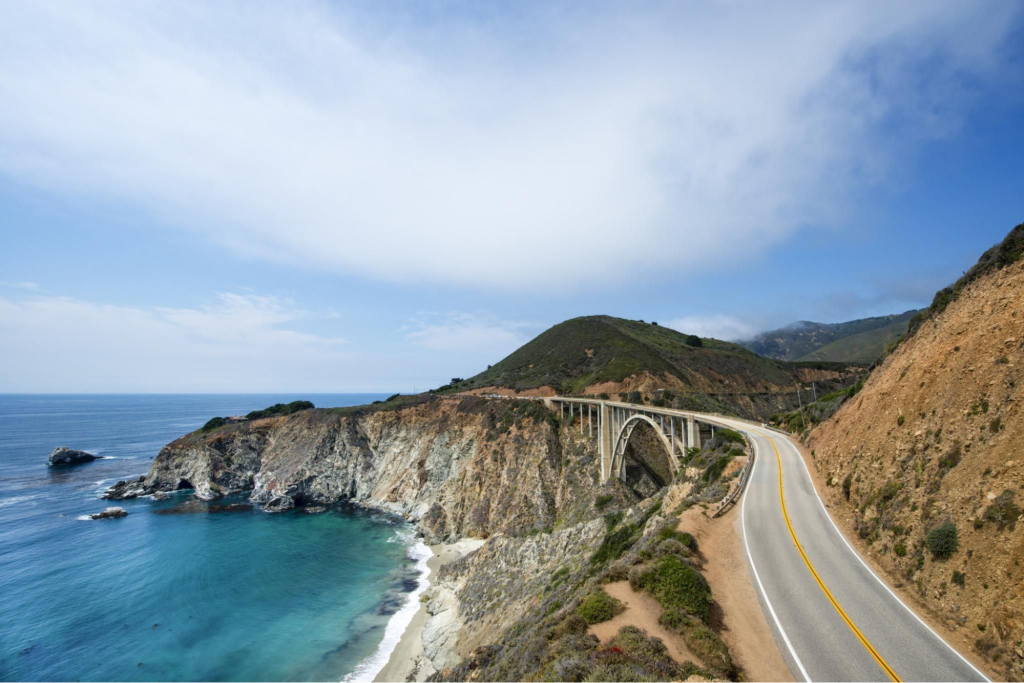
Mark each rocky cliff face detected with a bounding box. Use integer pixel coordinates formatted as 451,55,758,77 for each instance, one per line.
809,256,1024,679
106,396,603,542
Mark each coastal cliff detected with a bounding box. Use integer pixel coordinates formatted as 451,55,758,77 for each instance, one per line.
106,393,755,680
107,396,599,541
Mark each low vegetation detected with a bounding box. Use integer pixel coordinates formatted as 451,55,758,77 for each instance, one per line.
245,400,315,420
925,522,959,559
576,591,625,624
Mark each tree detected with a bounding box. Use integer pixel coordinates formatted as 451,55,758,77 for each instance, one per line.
685,335,703,347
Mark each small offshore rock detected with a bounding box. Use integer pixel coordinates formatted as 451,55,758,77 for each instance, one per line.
48,447,98,466
301,505,327,514
151,491,169,501
90,507,128,520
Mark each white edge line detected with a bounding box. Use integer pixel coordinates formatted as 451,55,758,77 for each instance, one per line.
741,432,813,683
764,426,991,683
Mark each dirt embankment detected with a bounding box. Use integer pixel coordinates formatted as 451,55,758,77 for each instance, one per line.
808,259,1024,680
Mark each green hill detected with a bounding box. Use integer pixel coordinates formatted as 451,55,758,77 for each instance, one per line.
742,310,920,364
435,316,858,419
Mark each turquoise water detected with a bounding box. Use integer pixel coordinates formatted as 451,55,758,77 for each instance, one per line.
0,395,422,682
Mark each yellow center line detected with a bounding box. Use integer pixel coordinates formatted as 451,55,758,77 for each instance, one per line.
764,432,901,683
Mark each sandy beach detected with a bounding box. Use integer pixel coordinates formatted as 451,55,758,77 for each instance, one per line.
373,538,485,682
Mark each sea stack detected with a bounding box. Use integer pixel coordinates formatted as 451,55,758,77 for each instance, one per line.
48,447,98,466
90,507,128,520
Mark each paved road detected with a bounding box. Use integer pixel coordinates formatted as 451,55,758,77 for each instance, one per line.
711,417,987,682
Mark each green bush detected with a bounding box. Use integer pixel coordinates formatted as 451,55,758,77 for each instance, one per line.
630,555,712,624
925,522,959,559
952,570,966,588
897,414,905,426
893,541,907,557
198,416,228,433
657,526,697,550
246,400,314,420
685,335,703,347
576,591,624,625
594,494,614,510
716,428,745,445
842,473,853,501
658,607,734,677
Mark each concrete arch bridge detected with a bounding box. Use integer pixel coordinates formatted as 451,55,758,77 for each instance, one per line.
544,397,737,483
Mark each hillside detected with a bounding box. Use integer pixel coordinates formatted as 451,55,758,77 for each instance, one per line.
439,315,860,420
806,222,1024,679
743,310,920,363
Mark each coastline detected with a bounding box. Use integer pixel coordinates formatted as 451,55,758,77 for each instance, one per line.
370,538,485,683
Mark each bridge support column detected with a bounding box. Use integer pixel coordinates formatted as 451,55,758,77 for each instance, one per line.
599,402,613,482
687,416,701,450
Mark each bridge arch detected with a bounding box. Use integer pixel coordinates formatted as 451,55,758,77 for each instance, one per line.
610,414,679,483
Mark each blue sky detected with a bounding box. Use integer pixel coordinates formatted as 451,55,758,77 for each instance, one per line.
1,1,1022,393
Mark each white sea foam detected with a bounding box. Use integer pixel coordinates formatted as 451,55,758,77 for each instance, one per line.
76,514,94,521
343,531,432,683
0,495,38,509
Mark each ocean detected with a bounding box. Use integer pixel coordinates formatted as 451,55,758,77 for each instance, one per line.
0,394,427,682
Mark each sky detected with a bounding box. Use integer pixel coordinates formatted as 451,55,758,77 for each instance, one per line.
1,1,1023,393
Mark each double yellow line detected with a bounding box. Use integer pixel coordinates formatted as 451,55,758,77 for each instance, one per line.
764,433,901,682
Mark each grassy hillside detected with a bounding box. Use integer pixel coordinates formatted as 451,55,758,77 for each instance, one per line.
743,310,920,363
435,315,859,420
449,315,797,393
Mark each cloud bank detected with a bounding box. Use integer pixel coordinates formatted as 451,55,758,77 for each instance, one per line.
0,2,1018,290
0,293,350,392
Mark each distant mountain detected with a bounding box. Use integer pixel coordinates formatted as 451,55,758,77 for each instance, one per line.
741,310,921,364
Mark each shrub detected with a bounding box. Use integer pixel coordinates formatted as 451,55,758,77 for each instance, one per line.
894,542,907,557
246,400,315,420
594,494,614,510
938,444,962,473
984,490,1020,530
685,335,703,347
576,591,624,625
842,473,853,501
657,526,697,550
952,570,966,588
199,416,228,433
989,416,1002,433
631,555,712,624
925,522,959,559
897,414,905,426
716,428,745,445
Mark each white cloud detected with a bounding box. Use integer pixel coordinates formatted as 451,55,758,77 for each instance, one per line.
0,292,350,392
667,315,759,342
404,312,536,355
0,2,1017,290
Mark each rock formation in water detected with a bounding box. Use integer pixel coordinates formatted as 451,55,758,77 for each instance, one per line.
90,506,128,519
48,446,99,466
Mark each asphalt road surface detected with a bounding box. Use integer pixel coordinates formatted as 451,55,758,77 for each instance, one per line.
713,418,988,682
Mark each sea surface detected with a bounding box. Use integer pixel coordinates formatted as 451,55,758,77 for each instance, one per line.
0,394,426,682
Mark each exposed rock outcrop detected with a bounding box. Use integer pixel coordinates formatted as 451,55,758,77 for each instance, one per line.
90,506,128,519
48,447,98,466
103,397,600,542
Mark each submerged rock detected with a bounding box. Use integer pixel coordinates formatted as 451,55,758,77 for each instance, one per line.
90,507,128,520
151,491,169,501
300,505,327,514
48,447,98,466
